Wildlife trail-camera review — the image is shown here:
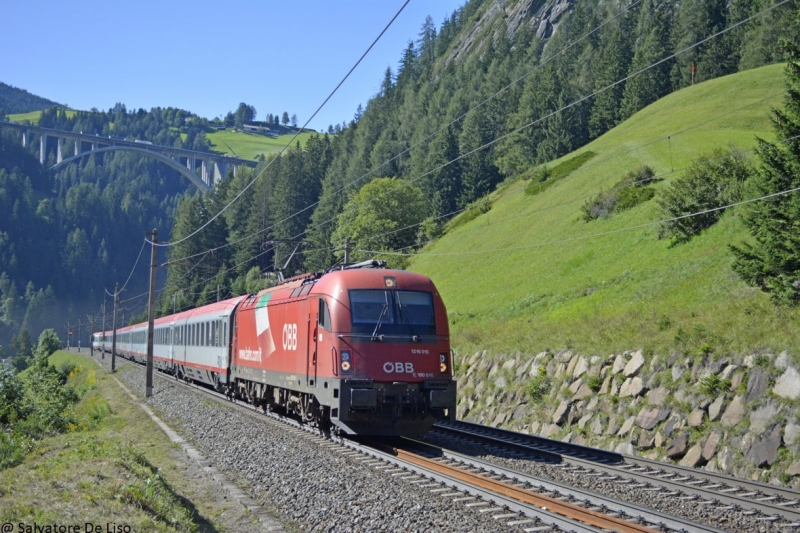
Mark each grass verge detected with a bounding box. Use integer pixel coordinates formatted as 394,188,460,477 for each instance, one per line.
0,351,247,532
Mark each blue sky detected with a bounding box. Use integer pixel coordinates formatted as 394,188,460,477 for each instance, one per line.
0,0,465,131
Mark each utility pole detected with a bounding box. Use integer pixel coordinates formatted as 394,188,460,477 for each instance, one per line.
76,317,83,353
344,237,350,265
88,313,95,357
111,283,119,372
64,323,69,349
146,229,158,398
217,285,220,303
101,293,107,359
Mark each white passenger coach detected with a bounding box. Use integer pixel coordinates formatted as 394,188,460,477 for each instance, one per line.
93,296,248,390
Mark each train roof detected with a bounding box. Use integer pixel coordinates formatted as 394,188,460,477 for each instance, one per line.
92,294,249,336
235,267,438,312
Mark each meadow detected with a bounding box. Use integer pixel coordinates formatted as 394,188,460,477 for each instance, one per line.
410,63,800,357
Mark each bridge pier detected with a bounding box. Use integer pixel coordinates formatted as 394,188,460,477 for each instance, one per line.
1,120,256,191
213,160,228,183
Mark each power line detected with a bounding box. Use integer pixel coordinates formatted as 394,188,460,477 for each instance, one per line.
270,0,788,255
159,1,644,269
362,132,800,248
149,0,411,250
119,238,147,293
154,0,785,304
358,185,800,257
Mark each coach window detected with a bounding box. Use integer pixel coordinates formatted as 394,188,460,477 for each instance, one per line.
318,298,331,331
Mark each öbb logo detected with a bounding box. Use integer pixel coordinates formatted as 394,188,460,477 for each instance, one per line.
282,323,297,350
383,362,415,373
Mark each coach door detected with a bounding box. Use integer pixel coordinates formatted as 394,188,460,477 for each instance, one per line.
169,325,174,366
307,303,318,387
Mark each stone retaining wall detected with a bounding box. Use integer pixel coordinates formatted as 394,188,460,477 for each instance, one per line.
456,348,800,487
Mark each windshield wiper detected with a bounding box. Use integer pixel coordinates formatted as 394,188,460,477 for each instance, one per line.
371,291,390,341
396,292,420,342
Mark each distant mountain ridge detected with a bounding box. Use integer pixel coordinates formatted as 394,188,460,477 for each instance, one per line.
0,82,63,115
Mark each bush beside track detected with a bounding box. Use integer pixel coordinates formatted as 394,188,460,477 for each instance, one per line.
0,350,264,532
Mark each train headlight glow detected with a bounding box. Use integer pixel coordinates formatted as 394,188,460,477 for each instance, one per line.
439,352,448,373
341,350,352,374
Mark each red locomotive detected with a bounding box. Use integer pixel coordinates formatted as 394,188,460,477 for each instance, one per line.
93,261,457,436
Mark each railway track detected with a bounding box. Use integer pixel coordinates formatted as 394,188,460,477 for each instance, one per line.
357,438,727,533
100,355,737,532
431,420,800,529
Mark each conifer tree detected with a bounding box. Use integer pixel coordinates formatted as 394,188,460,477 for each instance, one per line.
731,15,800,305
588,22,632,138
620,0,673,119
425,124,461,218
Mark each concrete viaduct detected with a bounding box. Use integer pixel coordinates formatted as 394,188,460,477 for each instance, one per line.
0,120,257,192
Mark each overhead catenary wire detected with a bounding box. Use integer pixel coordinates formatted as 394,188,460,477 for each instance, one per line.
159,1,645,269
360,131,800,248
167,80,791,269
136,1,787,320
254,0,789,257
148,0,411,250
357,185,800,257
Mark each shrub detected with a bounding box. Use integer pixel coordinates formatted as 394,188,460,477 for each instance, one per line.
0,430,32,470
525,151,596,196
657,146,753,244
549,151,597,179
0,368,24,424
445,197,492,231
525,366,550,403
587,374,604,392
698,374,731,396
36,329,60,359
581,166,658,221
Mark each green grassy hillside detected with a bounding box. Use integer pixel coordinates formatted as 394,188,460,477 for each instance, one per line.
8,109,76,123
206,129,317,160
411,63,799,357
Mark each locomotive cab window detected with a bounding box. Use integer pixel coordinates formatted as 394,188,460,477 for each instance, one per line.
318,298,331,331
349,290,435,337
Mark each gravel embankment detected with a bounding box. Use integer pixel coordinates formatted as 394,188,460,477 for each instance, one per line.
422,431,788,533
108,360,538,532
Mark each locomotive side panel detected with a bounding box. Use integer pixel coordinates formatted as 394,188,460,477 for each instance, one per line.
232,287,317,395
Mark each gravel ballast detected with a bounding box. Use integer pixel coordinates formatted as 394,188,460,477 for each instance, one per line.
109,360,537,532
421,431,790,533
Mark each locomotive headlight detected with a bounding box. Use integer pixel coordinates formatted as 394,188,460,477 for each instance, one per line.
439,352,448,373
341,350,352,374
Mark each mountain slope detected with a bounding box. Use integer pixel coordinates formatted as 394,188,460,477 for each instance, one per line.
0,82,63,115
410,63,799,356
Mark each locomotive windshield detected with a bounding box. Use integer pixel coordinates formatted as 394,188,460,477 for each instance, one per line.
349,290,435,337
